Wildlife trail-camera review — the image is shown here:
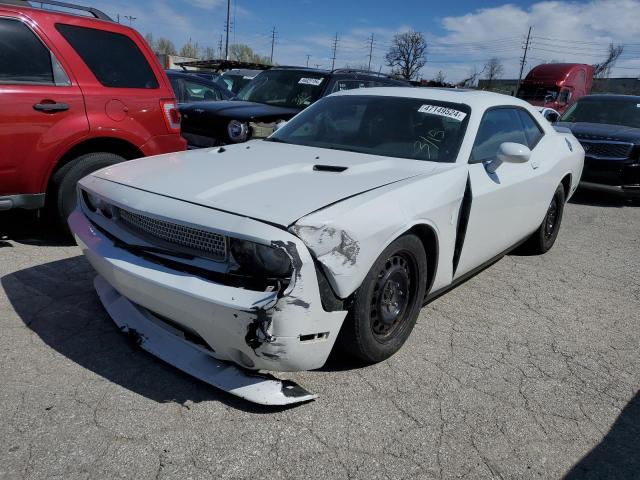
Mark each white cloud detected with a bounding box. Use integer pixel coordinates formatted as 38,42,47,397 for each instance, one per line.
431,0,640,81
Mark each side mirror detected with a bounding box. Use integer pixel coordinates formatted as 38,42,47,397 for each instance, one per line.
545,111,559,123
486,142,531,173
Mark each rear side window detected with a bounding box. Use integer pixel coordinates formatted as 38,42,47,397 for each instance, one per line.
56,24,158,88
517,110,544,149
472,108,528,162
0,18,53,84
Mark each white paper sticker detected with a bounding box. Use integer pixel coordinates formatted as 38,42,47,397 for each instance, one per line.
298,77,324,86
418,104,467,121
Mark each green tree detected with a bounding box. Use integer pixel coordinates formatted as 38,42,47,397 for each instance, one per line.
229,44,271,65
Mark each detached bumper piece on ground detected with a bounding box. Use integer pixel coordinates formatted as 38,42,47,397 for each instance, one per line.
94,276,316,406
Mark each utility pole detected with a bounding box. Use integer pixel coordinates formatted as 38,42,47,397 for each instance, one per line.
123,15,136,26
331,33,339,70
116,13,120,24
367,33,374,71
270,27,277,64
225,0,231,60
306,54,311,67
517,26,532,93
218,35,223,59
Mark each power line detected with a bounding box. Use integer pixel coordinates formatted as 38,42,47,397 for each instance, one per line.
517,26,532,92
331,33,339,70
270,26,277,63
224,0,231,60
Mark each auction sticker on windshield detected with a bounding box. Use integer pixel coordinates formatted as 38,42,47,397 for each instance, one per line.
299,78,324,86
418,104,467,121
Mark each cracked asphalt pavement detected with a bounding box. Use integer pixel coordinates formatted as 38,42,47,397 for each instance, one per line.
1,191,638,480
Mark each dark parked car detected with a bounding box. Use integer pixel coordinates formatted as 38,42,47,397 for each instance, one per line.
557,95,640,200
165,70,234,104
179,67,409,148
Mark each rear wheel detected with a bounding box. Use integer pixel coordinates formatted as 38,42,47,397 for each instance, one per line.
522,183,566,254
338,234,428,363
49,152,124,228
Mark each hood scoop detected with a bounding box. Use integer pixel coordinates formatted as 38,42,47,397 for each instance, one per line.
313,165,348,173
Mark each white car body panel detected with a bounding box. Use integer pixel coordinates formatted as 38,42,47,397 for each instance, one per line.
69,87,584,404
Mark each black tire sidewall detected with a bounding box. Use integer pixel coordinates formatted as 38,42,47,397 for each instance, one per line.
54,152,124,225
539,184,566,252
347,234,428,363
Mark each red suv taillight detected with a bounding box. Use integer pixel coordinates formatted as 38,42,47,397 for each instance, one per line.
160,99,181,133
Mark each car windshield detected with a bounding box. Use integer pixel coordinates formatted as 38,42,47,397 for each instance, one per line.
236,70,328,108
267,95,470,162
560,98,640,128
517,86,559,102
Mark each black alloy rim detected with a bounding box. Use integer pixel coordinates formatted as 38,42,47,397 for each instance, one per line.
544,196,559,240
370,252,417,340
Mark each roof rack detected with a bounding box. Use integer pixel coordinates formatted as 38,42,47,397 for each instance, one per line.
0,0,112,21
175,59,272,72
331,68,398,80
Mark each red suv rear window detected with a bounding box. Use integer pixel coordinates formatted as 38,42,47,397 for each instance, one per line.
56,23,158,89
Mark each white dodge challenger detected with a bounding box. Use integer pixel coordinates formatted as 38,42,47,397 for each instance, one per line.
69,88,584,405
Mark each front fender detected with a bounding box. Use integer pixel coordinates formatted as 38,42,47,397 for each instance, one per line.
290,167,468,299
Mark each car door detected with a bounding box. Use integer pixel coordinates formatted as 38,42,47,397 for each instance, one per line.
0,16,87,196
454,107,547,278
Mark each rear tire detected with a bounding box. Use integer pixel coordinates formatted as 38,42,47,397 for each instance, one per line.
49,152,124,227
338,234,428,363
521,183,566,254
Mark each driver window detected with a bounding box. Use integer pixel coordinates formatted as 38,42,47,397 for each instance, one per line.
471,108,528,162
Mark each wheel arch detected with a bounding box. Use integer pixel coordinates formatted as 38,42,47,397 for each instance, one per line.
404,223,439,297
45,137,144,193
560,172,573,200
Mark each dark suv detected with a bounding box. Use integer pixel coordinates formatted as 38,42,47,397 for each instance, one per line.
0,0,186,224
557,95,640,199
179,67,409,148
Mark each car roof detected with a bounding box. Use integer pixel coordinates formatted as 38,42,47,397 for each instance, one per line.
0,0,114,24
332,86,533,110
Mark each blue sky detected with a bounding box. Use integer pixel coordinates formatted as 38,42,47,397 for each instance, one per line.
90,0,640,81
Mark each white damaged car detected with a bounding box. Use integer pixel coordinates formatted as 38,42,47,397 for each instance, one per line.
69,88,584,405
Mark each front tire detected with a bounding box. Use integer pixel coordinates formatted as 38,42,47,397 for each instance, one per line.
50,152,125,227
339,234,428,363
522,183,566,254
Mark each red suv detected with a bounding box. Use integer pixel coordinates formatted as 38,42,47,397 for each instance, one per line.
0,0,186,224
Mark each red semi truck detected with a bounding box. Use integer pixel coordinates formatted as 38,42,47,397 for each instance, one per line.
517,63,595,114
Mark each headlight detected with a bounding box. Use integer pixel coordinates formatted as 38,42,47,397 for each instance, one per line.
230,239,292,277
227,120,249,142
81,189,114,219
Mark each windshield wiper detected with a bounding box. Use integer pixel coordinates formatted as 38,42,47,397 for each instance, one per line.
264,137,289,144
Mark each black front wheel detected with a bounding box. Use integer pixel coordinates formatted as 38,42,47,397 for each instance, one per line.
338,234,428,363
522,183,566,254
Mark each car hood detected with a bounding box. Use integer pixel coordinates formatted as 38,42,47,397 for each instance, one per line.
557,122,640,144
93,141,449,227
180,100,302,123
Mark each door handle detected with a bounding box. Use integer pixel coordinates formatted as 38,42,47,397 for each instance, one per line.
33,102,70,112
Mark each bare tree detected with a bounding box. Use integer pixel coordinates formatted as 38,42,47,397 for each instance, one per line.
179,38,200,59
229,44,272,65
144,33,156,51
201,46,217,60
385,31,427,81
593,43,624,78
457,65,484,88
155,37,177,55
483,57,504,88
433,70,446,84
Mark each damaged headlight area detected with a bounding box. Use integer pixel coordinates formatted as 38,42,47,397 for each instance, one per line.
81,189,116,219
230,238,292,277
227,120,249,142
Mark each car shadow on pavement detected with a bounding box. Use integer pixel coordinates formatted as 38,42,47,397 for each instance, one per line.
1,255,297,413
0,210,75,247
564,391,640,479
569,189,634,208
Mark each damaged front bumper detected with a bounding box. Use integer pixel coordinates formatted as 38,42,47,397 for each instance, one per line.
68,177,347,403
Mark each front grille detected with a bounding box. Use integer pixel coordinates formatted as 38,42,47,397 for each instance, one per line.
578,140,633,160
118,208,226,260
